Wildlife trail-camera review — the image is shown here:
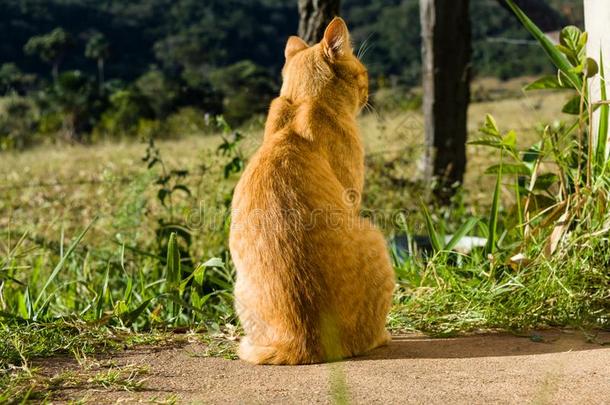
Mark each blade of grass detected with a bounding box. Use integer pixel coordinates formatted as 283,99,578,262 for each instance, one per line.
34,281,81,320
514,176,524,237
595,52,608,171
122,298,152,326
96,262,111,320
32,217,97,313
24,287,32,319
166,232,181,320
420,201,442,253
445,218,479,251
162,294,208,317
486,154,503,254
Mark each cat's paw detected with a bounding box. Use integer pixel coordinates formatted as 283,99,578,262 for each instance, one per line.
379,330,392,346
368,330,392,351
238,339,272,364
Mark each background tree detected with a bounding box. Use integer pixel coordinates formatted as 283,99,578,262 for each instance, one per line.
0,96,38,150
43,71,96,141
209,60,277,125
85,32,110,93
420,0,471,201
0,63,36,95
23,28,74,80
134,69,180,119
298,0,341,44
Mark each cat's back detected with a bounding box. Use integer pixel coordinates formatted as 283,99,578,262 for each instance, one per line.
233,126,330,212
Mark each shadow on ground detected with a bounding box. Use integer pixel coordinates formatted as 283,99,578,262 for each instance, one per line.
357,329,610,361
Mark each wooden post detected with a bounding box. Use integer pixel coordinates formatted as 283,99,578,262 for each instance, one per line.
584,0,610,155
420,0,471,201
298,0,341,45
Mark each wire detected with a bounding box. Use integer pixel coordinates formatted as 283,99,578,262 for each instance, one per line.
485,37,539,46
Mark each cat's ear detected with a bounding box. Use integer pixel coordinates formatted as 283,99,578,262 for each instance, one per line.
285,36,309,59
322,17,352,60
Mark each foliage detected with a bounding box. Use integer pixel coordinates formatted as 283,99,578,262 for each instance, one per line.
94,88,152,138
134,70,180,119
164,107,218,137
0,0,584,148
38,70,99,140
141,136,194,264
0,95,39,150
5,0,564,85
23,28,74,79
0,63,36,95
0,82,608,403
210,61,277,126
85,32,110,91
85,33,110,63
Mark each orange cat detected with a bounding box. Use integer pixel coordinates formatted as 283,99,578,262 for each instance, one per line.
229,17,395,365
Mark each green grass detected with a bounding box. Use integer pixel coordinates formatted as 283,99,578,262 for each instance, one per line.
1,356,151,402
0,81,608,401
390,237,610,335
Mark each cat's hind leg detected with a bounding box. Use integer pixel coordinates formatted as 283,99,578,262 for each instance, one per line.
350,221,395,356
367,329,392,352
238,337,322,365
238,338,278,364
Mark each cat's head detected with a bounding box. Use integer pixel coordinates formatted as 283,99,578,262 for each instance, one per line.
280,17,368,114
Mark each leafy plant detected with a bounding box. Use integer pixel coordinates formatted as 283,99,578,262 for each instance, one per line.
141,136,193,265
216,116,244,183
479,1,610,256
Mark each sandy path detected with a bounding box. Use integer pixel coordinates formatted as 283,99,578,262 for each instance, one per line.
40,330,610,404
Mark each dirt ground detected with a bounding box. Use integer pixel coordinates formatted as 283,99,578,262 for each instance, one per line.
38,330,610,404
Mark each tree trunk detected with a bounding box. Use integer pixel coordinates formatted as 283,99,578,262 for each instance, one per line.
584,0,610,159
52,62,59,81
420,0,471,202
298,0,341,45
98,58,105,94
63,112,77,142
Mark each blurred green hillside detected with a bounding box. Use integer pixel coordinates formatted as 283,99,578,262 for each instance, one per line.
0,0,584,147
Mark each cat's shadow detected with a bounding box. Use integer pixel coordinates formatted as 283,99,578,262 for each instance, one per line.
352,330,610,361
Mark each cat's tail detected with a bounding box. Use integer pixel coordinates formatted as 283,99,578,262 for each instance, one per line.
238,338,324,365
